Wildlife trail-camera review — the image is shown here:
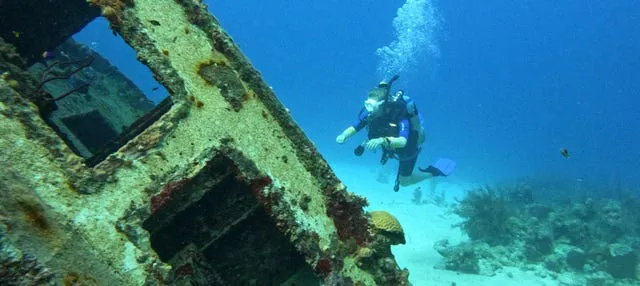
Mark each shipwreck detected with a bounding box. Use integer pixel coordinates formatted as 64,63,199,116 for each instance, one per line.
0,0,410,285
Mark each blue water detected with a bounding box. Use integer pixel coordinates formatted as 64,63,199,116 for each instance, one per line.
73,2,639,194
205,0,640,190
75,0,640,190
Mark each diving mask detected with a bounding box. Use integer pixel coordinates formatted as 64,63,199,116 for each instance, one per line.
364,98,384,113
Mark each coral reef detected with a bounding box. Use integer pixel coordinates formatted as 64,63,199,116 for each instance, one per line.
0,229,55,286
87,0,134,33
434,240,502,276
437,182,640,285
411,184,447,206
0,37,40,100
369,210,406,245
411,187,423,205
453,186,519,245
344,210,410,285
325,188,371,247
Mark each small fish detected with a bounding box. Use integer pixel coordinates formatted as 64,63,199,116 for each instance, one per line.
41,51,55,60
148,20,161,26
560,148,570,158
12,31,20,38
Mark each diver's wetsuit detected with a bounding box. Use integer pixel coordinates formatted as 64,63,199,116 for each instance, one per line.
351,108,420,176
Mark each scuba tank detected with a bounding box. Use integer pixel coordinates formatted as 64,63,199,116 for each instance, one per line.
387,89,425,146
402,96,425,146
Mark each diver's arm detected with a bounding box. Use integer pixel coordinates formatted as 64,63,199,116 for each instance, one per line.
384,118,409,149
340,126,357,138
337,108,369,144
366,136,405,151
336,126,357,144
384,136,407,149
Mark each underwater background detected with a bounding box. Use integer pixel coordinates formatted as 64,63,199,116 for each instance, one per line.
74,0,640,191
68,0,640,285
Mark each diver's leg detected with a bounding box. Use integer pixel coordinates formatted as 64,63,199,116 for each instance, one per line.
397,153,432,187
399,172,433,186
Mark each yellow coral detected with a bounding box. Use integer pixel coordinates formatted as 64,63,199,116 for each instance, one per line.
370,211,404,233
86,0,133,31
354,247,375,267
7,79,19,89
369,211,405,245
356,247,373,259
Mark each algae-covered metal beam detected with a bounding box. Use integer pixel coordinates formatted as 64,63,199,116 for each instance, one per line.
0,0,411,285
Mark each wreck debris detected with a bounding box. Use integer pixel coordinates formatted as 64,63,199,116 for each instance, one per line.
32,54,95,116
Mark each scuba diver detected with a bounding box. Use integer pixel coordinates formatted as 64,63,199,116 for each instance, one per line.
335,75,455,192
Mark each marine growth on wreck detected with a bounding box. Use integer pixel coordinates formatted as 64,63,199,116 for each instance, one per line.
0,0,410,285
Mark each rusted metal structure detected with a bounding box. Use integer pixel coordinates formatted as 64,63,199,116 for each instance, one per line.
0,1,410,285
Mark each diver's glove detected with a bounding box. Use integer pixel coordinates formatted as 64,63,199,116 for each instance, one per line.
365,138,386,151
366,137,407,151
336,126,357,144
386,137,407,149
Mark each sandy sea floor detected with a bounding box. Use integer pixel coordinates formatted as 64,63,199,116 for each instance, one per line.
331,163,559,286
